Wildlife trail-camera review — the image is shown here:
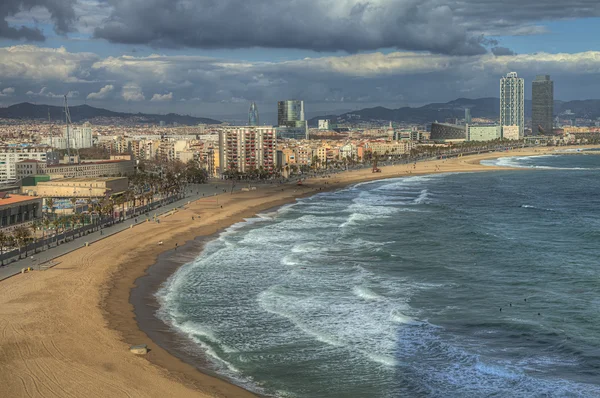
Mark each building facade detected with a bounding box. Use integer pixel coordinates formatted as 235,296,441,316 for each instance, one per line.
430,123,467,142
500,72,525,138
277,100,305,128
502,125,521,140
0,146,49,182
219,127,276,175
27,177,128,198
0,194,43,232
467,125,502,142
16,159,135,179
532,75,554,135
63,122,93,149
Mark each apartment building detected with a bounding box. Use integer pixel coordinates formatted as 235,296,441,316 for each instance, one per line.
219,126,276,175
0,146,49,181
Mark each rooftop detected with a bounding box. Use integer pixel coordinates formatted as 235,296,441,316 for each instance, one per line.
0,194,40,206
38,177,127,183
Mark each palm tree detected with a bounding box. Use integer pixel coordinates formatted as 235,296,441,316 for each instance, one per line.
42,217,50,250
13,226,31,259
46,198,55,220
29,221,39,253
70,197,78,215
0,230,8,265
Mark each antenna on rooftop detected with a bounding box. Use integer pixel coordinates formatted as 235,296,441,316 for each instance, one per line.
64,94,72,163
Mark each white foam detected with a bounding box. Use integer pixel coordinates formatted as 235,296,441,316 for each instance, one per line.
352,286,384,301
390,309,421,326
413,189,430,204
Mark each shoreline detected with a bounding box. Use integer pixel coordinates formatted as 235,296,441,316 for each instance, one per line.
1,145,599,397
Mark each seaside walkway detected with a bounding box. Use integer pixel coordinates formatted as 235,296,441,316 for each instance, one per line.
0,182,242,281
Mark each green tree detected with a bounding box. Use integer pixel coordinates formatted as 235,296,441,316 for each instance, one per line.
13,226,32,259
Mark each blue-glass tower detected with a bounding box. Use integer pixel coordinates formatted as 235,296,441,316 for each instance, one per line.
248,102,259,126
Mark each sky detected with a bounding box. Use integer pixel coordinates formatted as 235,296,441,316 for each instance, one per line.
1,0,600,120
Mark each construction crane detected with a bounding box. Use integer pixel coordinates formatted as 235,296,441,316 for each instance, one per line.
63,94,72,163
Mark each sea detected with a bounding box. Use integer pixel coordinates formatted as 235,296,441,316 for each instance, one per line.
156,153,600,398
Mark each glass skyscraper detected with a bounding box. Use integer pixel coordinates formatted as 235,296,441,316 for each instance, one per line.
532,75,554,135
277,100,305,128
500,72,524,138
248,102,259,126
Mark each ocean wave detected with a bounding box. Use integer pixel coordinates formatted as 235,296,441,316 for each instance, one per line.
413,189,430,204
520,204,554,211
482,155,597,170
390,309,422,326
257,290,346,348
352,286,384,301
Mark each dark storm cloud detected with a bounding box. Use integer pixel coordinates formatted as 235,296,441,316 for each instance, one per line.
491,47,516,56
92,0,600,55
0,0,76,40
94,0,488,55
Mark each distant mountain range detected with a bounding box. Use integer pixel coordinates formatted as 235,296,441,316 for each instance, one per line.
0,102,221,125
308,98,600,126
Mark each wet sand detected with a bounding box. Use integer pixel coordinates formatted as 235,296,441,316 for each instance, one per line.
0,145,595,398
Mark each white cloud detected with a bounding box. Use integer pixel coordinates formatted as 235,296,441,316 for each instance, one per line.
0,45,98,82
150,92,173,102
0,87,15,96
87,84,114,99
26,87,79,98
121,83,145,101
3,45,600,112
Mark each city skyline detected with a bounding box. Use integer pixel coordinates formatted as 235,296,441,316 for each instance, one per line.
1,1,600,116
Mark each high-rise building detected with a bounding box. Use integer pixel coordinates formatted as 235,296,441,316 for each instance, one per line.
62,122,93,149
219,126,276,175
532,75,554,135
277,100,307,139
465,108,472,124
500,72,525,138
277,100,305,128
248,102,259,126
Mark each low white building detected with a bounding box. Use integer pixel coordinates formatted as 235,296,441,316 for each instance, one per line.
502,125,521,140
467,125,502,142
318,119,330,130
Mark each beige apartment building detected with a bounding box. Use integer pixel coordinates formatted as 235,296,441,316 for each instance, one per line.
219,127,276,175
16,159,135,180
25,177,128,198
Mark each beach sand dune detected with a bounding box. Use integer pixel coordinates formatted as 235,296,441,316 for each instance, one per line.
0,146,591,397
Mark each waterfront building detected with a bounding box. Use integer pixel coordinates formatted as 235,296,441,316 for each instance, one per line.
532,75,554,135
218,126,276,175
0,194,43,232
24,177,128,199
502,125,521,140
467,125,502,142
248,102,260,126
430,123,467,142
16,158,135,180
0,146,49,182
500,72,525,138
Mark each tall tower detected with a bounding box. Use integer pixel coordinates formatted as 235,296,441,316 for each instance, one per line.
277,100,305,127
532,75,554,135
248,102,259,126
500,72,524,138
465,108,472,124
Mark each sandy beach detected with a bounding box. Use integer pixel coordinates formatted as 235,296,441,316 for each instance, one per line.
0,146,595,398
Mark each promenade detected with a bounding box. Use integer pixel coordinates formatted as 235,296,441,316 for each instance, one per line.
0,181,242,281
